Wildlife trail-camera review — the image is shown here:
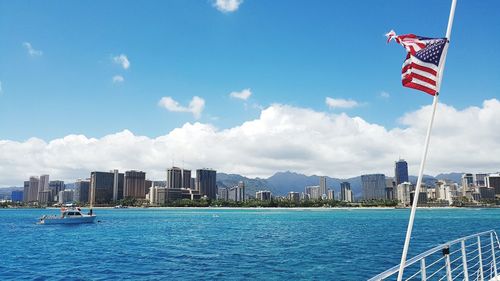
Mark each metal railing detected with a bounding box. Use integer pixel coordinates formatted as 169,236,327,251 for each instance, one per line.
368,230,500,281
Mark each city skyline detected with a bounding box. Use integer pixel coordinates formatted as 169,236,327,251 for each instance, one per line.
1,1,500,185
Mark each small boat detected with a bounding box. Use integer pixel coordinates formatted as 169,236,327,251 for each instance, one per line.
39,207,96,224
114,205,128,209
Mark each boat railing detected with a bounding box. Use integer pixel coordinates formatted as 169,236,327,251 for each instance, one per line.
368,230,500,281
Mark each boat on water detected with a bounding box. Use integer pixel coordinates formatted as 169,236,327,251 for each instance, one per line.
39,207,96,224
114,205,128,209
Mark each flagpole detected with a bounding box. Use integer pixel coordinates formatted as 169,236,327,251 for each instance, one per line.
396,0,457,280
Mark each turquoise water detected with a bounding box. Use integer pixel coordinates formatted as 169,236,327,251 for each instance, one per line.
1,208,499,280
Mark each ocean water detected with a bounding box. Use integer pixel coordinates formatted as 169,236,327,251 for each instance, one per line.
1,208,499,280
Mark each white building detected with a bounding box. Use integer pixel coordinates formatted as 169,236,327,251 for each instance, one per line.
58,190,74,204
396,182,412,206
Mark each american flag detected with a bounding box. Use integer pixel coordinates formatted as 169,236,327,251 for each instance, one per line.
386,30,448,96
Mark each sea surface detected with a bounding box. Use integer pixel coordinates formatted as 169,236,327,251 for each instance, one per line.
1,207,499,280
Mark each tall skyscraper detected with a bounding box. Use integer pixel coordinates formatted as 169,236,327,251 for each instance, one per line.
48,180,65,202
196,169,217,199
74,179,90,203
475,173,488,187
182,169,191,189
361,174,386,200
124,170,147,198
167,167,182,189
38,174,50,201
305,186,320,200
91,171,124,204
256,191,272,201
319,176,327,197
395,159,409,185
340,182,353,202
28,176,39,202
228,183,245,202
23,181,29,202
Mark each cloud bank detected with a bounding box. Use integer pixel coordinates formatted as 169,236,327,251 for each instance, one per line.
1,99,500,186
158,96,205,119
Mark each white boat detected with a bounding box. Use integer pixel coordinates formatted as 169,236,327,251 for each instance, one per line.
39,208,96,224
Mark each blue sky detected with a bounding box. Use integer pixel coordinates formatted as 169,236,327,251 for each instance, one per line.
1,0,499,141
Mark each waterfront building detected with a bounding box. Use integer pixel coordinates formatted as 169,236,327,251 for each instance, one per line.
228,182,245,202
361,174,386,201
319,176,327,198
58,190,74,204
149,186,166,205
410,188,428,206
256,190,272,201
38,191,52,204
461,173,475,196
26,176,39,202
395,159,409,185
74,179,90,203
38,174,50,200
327,189,334,200
486,174,500,196
305,186,320,200
288,192,300,203
217,187,228,201
124,170,146,199
478,186,495,200
196,169,217,200
435,180,458,205
426,187,437,200
396,182,412,206
385,177,396,200
182,169,191,189
340,182,353,202
48,180,65,202
11,190,23,202
167,167,182,189
475,173,488,187
23,181,29,202
90,171,124,204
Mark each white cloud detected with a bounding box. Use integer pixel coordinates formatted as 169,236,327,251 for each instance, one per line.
1,99,500,186
213,0,243,13
22,42,43,57
112,75,125,83
230,88,252,100
113,54,130,70
380,91,390,98
158,96,205,119
325,97,359,109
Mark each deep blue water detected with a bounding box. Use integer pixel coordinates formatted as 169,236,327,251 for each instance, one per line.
1,208,500,280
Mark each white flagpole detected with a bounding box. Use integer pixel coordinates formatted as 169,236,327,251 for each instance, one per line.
396,0,457,280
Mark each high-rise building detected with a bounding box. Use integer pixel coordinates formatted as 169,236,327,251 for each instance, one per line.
340,182,353,202
196,169,217,199
27,176,39,202
91,171,124,204
396,182,412,206
228,182,245,202
38,191,52,204
11,190,23,202
305,186,320,200
361,174,386,200
23,181,29,202
475,173,488,187
327,189,335,200
319,176,327,198
217,187,228,201
395,159,409,185
486,174,500,196
58,190,74,204
288,192,300,203
385,177,396,200
39,174,50,191
167,167,182,189
182,169,191,189
74,179,90,203
48,180,65,202
256,190,272,201
124,170,146,199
